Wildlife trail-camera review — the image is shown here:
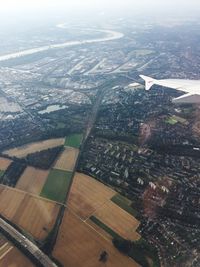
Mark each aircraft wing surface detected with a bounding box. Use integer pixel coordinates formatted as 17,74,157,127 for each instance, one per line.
140,75,200,103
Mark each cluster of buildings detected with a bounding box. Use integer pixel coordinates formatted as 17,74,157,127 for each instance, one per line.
79,85,200,266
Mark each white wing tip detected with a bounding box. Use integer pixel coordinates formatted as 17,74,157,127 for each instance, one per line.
140,75,155,90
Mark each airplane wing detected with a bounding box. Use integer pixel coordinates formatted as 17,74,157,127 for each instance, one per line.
139,75,189,92
172,93,200,104
140,75,200,103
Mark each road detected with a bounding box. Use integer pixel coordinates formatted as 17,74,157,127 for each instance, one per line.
0,218,57,267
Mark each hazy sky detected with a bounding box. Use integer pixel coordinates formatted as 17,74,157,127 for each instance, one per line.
0,0,200,26
1,0,200,13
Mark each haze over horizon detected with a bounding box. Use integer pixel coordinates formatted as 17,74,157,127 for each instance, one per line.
1,0,200,25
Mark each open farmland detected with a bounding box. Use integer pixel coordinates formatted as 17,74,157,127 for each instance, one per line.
64,134,83,148
53,210,140,267
0,185,60,240
40,169,72,203
0,156,12,180
68,172,116,219
0,157,12,170
92,201,140,240
68,172,140,241
0,248,35,267
3,138,65,158
16,166,49,195
0,234,35,266
53,147,79,171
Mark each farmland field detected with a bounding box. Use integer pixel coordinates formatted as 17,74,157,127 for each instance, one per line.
0,234,35,266
68,173,140,241
3,138,65,158
53,147,79,171
111,193,138,217
68,172,116,219
0,248,35,267
0,157,12,170
64,134,83,148
92,201,141,240
0,185,60,240
53,210,140,267
16,166,49,195
40,169,72,203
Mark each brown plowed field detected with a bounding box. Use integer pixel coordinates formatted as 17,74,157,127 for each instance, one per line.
53,210,140,267
0,185,60,240
0,246,35,267
0,234,35,266
68,172,115,219
0,157,12,170
93,201,141,240
16,167,49,195
3,138,65,158
67,172,140,241
53,147,79,171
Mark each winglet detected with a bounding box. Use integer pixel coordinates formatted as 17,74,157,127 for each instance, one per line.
140,75,155,90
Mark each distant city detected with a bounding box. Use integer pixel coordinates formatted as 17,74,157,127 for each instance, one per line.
0,16,199,267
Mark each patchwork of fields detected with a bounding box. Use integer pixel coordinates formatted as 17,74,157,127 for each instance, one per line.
53,210,140,267
0,133,141,267
67,172,140,241
54,172,141,266
68,172,115,219
0,185,60,240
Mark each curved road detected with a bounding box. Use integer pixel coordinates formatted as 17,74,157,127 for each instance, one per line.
0,28,124,62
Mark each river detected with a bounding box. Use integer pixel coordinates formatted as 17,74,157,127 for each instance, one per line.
0,27,124,62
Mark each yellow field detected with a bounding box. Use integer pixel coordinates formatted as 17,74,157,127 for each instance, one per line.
53,210,140,267
0,157,12,170
16,166,49,195
3,138,65,158
93,201,141,240
0,185,60,240
53,147,79,171
68,172,116,219
0,234,34,266
86,219,113,241
67,172,140,241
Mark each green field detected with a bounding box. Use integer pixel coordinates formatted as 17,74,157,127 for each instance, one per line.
0,170,4,177
64,133,83,148
111,194,138,217
165,117,178,125
90,216,121,239
40,169,72,203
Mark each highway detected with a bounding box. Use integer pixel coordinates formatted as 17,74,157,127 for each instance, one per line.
0,218,58,267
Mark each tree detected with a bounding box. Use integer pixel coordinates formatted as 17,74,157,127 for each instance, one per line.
112,237,132,254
